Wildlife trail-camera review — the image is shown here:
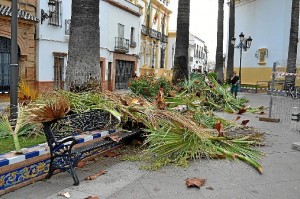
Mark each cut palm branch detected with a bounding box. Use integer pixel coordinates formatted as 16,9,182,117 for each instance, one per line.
0,105,35,153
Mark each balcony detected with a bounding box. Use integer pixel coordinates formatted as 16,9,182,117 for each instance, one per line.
162,34,168,43
115,37,129,53
142,25,163,41
141,25,148,36
65,19,71,35
130,41,137,48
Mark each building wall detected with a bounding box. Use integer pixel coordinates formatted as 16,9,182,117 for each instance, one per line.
167,31,207,73
0,0,38,88
138,0,171,75
233,0,294,84
36,0,140,91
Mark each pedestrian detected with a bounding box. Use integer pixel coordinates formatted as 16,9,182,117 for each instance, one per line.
230,71,239,98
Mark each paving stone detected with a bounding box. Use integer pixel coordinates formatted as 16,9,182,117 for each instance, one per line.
292,142,300,151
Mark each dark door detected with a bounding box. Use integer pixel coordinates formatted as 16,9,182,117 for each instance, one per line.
0,37,11,93
108,62,112,91
115,60,134,89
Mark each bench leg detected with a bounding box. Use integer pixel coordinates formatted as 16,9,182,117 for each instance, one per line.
67,165,79,186
46,157,55,179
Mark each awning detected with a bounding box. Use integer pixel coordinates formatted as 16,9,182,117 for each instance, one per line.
0,4,39,22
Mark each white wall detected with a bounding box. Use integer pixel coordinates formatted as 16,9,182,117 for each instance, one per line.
36,0,71,81
234,0,294,68
36,0,140,82
167,32,206,71
167,36,176,69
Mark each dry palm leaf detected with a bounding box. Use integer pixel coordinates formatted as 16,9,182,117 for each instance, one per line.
85,170,107,180
185,178,206,188
241,120,250,126
85,196,100,199
27,94,70,123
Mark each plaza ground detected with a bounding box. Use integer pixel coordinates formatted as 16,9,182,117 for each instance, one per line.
0,93,300,199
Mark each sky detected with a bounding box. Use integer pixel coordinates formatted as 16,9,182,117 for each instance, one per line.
169,0,229,61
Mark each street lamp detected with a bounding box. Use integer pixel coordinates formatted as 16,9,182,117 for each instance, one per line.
171,43,175,69
231,32,253,84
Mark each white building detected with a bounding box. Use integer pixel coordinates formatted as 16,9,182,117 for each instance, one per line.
167,31,208,73
36,0,141,91
232,0,299,84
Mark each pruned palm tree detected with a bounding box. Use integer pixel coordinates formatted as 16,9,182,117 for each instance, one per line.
226,0,235,83
285,0,299,87
66,0,101,92
172,0,190,85
215,0,225,84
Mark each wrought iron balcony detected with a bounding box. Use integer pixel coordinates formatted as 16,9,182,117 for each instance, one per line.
156,32,162,40
162,34,168,43
115,37,129,53
142,25,162,41
149,28,157,38
141,25,148,36
65,19,71,35
130,41,137,48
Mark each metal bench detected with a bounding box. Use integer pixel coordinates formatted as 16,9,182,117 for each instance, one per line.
42,109,141,185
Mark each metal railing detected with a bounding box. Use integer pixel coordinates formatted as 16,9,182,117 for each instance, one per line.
130,41,137,48
65,19,71,35
141,25,148,36
162,34,168,43
115,37,129,53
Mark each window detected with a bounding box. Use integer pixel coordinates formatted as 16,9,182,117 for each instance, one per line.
53,53,67,90
118,23,125,38
130,27,135,43
49,0,61,26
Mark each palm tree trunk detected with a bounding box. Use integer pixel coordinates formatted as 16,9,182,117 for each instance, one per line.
226,0,235,83
215,0,224,84
285,0,299,87
172,0,190,84
66,0,101,91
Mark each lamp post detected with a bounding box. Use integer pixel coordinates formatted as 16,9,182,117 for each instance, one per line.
10,0,18,120
171,43,175,69
231,32,253,84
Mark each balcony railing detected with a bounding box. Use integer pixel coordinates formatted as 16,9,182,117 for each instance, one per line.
65,19,71,35
142,25,165,42
115,37,129,53
130,41,137,48
149,28,157,38
141,25,148,36
162,34,168,43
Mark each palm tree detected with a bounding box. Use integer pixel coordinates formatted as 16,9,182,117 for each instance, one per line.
226,0,235,83
172,0,190,84
66,0,101,91
215,0,224,84
285,0,299,87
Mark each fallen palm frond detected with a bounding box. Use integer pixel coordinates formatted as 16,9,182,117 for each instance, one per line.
143,120,264,173
0,105,36,152
26,92,70,123
22,78,265,173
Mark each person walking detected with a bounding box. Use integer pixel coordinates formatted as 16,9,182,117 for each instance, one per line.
230,71,239,98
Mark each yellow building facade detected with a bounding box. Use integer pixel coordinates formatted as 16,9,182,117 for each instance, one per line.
136,0,173,80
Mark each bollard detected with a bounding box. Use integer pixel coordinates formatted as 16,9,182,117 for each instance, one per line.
291,107,300,131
